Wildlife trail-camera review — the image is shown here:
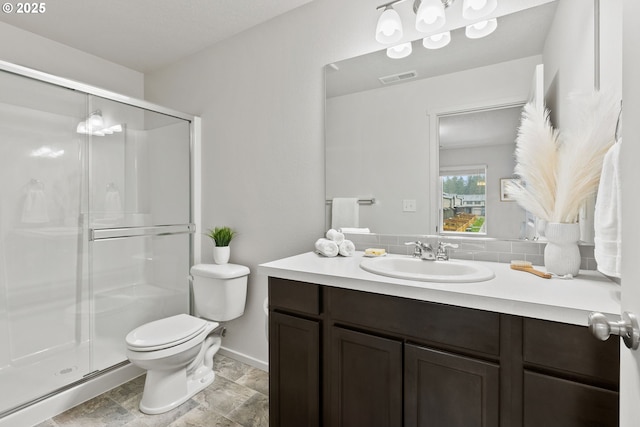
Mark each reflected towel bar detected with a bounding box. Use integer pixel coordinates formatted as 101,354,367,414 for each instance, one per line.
90,223,195,241
325,198,375,205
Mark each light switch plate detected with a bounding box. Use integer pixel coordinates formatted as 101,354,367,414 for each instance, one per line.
403,199,416,212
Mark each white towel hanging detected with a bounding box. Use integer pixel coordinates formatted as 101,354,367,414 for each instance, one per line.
594,140,621,278
331,198,359,230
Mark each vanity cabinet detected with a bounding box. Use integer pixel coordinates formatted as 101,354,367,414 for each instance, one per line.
268,277,620,427
521,318,620,427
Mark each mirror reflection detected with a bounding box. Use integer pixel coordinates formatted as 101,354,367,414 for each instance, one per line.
325,0,603,240
438,105,524,238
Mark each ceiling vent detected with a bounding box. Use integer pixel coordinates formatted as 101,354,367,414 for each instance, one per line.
379,70,418,85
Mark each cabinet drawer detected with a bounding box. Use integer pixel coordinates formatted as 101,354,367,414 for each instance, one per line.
523,370,618,427
269,277,321,315
523,318,619,386
328,287,500,356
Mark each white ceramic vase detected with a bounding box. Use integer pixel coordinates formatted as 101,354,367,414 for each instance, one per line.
213,246,230,265
544,222,581,276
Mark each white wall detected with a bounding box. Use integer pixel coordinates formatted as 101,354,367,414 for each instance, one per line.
326,56,539,236
542,0,595,128
0,22,143,98
144,0,387,368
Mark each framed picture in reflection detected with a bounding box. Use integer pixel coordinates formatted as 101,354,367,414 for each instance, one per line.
500,178,521,202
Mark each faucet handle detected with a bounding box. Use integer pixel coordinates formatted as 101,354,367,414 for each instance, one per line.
438,242,459,249
436,242,458,261
405,241,426,258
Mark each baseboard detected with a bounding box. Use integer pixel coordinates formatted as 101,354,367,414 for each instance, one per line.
219,346,269,372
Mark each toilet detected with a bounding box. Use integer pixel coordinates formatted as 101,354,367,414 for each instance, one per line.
125,263,250,415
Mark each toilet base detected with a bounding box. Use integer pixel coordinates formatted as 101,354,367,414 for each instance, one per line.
139,368,215,415
137,333,222,415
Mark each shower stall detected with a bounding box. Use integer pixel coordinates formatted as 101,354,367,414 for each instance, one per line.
0,61,196,419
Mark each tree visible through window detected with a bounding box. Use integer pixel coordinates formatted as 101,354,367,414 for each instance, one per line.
440,167,486,234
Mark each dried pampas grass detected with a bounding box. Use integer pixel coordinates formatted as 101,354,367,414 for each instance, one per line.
507,103,559,221
508,91,619,223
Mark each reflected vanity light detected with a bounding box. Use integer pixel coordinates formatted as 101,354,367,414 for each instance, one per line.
423,31,451,49
465,18,498,39
30,146,64,158
387,42,413,59
76,110,123,136
462,0,497,20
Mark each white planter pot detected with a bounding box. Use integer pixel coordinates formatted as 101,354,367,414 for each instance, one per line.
213,246,230,265
544,222,581,276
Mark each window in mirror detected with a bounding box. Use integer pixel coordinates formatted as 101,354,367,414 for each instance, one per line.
440,166,487,234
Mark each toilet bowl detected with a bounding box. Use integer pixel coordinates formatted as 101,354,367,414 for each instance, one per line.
125,263,249,414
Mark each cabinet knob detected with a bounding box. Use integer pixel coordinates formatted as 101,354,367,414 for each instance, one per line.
588,311,640,350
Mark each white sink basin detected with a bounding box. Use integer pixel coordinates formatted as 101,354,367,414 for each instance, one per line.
360,256,495,283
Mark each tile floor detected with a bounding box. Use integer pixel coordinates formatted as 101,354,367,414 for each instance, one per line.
34,355,268,427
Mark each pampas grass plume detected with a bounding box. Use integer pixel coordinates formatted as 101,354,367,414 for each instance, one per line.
510,91,619,224
508,103,559,221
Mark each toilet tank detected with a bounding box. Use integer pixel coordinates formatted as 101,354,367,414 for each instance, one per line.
190,263,250,322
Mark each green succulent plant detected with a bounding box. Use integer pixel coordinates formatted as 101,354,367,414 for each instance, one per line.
206,226,236,247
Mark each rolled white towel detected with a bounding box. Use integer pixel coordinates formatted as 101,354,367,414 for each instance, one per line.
325,228,345,245
338,240,355,257
315,238,339,257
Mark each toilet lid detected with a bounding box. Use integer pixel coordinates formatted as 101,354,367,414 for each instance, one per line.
191,263,250,279
126,314,208,352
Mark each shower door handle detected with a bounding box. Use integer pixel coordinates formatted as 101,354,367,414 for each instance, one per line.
90,223,195,241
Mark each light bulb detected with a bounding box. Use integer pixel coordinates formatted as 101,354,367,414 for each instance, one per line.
88,111,104,128
76,121,88,134
386,42,413,59
423,31,451,49
376,6,403,44
465,18,497,39
462,0,497,20
415,0,446,33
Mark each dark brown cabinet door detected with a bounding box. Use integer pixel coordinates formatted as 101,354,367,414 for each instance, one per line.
330,327,403,427
404,344,500,427
269,311,320,427
523,370,619,427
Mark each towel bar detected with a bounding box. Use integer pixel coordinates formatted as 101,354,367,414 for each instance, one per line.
325,198,375,205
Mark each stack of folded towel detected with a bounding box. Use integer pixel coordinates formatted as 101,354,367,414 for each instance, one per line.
315,229,356,257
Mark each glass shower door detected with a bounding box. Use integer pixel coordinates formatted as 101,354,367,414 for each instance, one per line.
0,70,91,414
0,68,194,417
87,96,192,371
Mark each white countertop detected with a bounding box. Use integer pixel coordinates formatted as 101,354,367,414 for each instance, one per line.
258,251,621,326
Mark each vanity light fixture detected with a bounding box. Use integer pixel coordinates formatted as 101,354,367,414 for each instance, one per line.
387,41,413,59
423,31,451,49
465,18,497,39
375,0,498,55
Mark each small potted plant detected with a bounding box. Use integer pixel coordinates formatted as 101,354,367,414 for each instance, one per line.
207,226,236,264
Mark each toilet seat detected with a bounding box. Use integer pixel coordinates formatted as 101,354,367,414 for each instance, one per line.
126,314,208,352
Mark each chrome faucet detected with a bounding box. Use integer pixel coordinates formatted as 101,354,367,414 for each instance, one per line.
435,242,459,261
404,241,436,260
